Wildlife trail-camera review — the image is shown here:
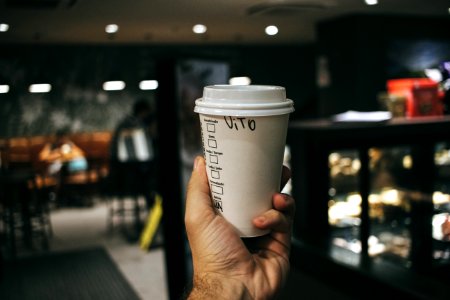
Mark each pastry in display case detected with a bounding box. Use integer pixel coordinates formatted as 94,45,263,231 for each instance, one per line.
328,150,361,253
432,142,450,265
328,145,450,269
289,116,450,298
328,150,366,264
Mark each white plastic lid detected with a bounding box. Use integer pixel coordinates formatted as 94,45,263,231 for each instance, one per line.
194,85,295,117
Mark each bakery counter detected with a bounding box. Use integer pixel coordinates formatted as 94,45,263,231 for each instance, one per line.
287,116,450,299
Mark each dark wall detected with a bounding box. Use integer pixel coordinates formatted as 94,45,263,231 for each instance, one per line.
0,45,158,137
317,15,450,117
0,44,317,137
228,45,318,120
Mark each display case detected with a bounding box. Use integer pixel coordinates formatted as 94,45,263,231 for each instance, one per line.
288,116,450,299
327,146,450,267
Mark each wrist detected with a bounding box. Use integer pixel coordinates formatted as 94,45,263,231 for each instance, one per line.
188,273,252,300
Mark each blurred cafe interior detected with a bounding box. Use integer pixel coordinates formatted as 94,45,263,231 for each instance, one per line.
1,0,450,299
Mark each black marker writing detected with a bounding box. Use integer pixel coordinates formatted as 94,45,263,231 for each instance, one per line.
224,116,256,131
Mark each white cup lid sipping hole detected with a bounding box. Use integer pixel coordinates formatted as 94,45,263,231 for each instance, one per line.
194,85,295,117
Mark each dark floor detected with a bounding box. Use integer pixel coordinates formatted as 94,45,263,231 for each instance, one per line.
0,247,141,300
280,267,357,300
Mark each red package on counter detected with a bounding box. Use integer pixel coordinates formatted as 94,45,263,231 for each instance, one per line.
387,78,443,117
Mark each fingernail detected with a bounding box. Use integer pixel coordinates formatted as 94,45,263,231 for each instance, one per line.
256,216,266,224
194,156,202,171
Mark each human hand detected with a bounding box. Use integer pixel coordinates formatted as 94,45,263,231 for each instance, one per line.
185,156,295,300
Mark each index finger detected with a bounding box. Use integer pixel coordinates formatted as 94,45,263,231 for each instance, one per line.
185,156,215,228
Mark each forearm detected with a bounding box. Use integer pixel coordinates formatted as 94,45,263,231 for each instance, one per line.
187,274,252,300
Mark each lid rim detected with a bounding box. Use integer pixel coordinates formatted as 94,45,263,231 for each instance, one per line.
195,98,294,110
194,106,295,117
194,84,294,116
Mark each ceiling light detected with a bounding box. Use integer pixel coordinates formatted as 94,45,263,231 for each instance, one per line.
29,83,51,93
265,25,278,36
0,85,9,93
103,81,125,91
139,80,158,90
364,0,378,5
193,24,207,34
105,24,119,34
229,77,251,85
0,23,9,32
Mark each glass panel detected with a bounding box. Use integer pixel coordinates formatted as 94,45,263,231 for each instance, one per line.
327,143,450,271
328,150,361,262
433,142,450,266
368,147,412,267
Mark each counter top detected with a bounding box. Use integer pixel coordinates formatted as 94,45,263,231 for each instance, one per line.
288,115,450,149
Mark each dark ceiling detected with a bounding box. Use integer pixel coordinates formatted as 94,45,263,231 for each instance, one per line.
0,0,449,44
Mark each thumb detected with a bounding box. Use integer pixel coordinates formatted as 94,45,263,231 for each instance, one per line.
185,156,215,227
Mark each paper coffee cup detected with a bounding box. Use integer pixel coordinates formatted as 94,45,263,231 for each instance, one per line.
194,85,294,237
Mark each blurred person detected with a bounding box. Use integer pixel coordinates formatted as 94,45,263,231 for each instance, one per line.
110,98,158,209
38,129,89,206
39,129,87,176
185,156,295,299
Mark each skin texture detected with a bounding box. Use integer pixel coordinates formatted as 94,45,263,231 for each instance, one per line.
185,156,295,300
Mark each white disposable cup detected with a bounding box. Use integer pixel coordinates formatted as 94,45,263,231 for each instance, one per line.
194,85,294,237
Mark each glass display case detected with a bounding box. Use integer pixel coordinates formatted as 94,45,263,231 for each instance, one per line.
326,145,450,269
432,142,450,265
288,117,450,299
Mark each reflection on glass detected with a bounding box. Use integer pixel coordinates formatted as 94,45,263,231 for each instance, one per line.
328,150,361,265
433,142,450,265
328,148,413,267
369,147,412,267
328,145,450,269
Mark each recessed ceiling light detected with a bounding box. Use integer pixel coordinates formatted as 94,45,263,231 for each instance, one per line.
139,80,158,90
0,23,9,32
365,0,378,5
29,83,51,93
265,25,278,36
103,81,125,91
0,85,9,93
105,24,119,34
193,24,207,34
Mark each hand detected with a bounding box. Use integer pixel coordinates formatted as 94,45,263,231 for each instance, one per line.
185,156,295,300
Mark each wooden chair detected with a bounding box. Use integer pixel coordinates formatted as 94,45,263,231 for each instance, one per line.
6,137,32,171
